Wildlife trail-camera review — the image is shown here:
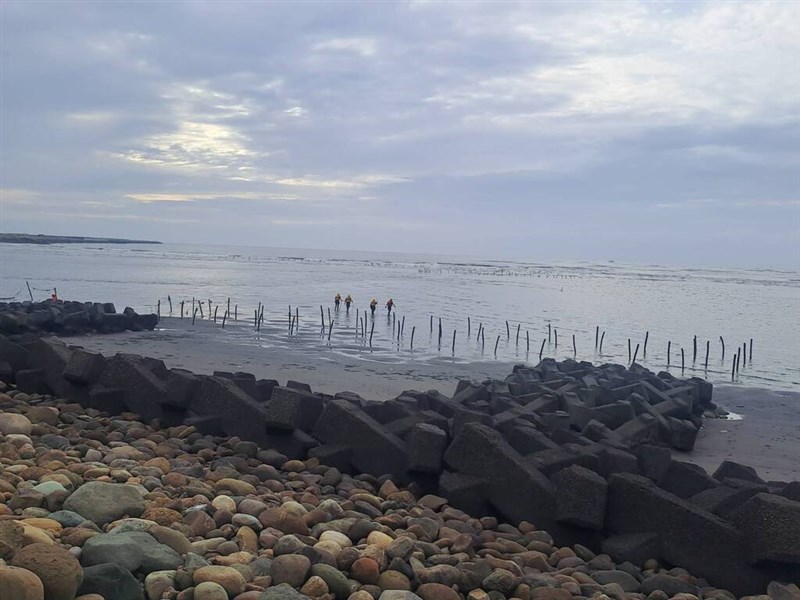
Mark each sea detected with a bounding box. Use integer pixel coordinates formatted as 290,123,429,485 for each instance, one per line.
1,242,798,392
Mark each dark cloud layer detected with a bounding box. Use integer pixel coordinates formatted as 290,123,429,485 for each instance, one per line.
1,1,798,267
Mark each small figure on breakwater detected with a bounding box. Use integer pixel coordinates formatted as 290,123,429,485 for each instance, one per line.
50,289,58,302
386,298,395,314
334,293,341,310
370,298,378,316
344,294,352,312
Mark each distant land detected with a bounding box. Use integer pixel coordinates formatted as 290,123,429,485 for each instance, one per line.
0,233,162,245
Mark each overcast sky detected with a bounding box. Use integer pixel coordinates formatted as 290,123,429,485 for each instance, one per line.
1,1,798,268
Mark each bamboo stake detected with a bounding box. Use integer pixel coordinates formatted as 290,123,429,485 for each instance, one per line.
516,324,521,345
628,338,631,362
328,320,334,341
704,340,710,370
227,298,230,318
430,315,433,333
681,348,685,374
506,320,510,340
438,318,442,342
494,334,500,356
180,301,185,318
26,281,33,302
720,336,725,360
213,306,218,323
410,326,416,349
157,300,160,318
595,326,599,349
548,323,551,343
667,341,671,366
467,317,471,337
632,343,639,364
749,338,753,361
234,304,237,320
476,323,482,341
554,328,558,347
320,305,325,328
572,334,577,356
401,316,405,336
539,338,546,360
643,331,649,357
693,335,697,363
599,331,605,353
731,355,736,380
222,310,227,328
168,295,172,315
295,307,299,327
526,330,530,352
192,308,197,325
327,307,332,327
198,301,204,318
742,343,747,368
452,330,456,353
369,321,375,346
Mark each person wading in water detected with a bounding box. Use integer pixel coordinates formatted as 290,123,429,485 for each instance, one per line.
334,293,342,310
370,298,378,316
344,295,352,312
386,298,395,315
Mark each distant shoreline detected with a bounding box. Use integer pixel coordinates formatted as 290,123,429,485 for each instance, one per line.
0,233,162,245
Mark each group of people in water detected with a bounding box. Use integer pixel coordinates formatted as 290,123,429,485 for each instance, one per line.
335,293,395,316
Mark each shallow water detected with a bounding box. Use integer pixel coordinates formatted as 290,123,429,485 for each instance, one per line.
1,242,798,391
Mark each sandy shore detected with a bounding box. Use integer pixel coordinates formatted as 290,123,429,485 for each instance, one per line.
61,317,800,482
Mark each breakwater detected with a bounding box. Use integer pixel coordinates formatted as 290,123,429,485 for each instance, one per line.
0,300,158,336
1,331,797,596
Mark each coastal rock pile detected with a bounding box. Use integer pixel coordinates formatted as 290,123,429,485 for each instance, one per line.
1,381,797,600
0,300,158,336
0,336,798,596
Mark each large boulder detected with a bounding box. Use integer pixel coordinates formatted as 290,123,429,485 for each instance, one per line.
10,543,83,600
732,493,800,565
551,465,607,530
264,386,324,432
63,482,145,526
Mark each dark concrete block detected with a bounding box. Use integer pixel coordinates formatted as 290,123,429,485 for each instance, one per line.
689,482,767,519
659,461,718,499
264,386,324,432
551,465,607,530
504,424,559,455
438,471,491,516
63,349,106,385
263,428,318,459
309,444,351,471
256,379,279,403
528,447,599,477
444,423,556,528
164,369,201,409
408,423,448,474
732,493,800,565
286,380,312,392
98,354,166,421
668,417,699,451
14,368,50,394
451,407,494,437
87,386,127,414
713,460,765,484
614,414,659,444
602,533,660,567
190,376,271,446
606,473,769,595
0,334,30,372
635,445,672,481
313,399,408,476
595,401,636,429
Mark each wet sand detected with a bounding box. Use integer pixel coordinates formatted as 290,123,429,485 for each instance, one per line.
61,317,800,482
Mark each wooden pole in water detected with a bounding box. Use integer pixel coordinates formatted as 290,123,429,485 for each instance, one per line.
719,336,725,359
476,323,482,341
548,323,551,343
369,321,375,346
599,331,605,353
467,317,471,337
227,298,230,318
157,300,161,318
506,321,510,340
573,334,577,356
452,330,456,353
26,281,33,302
632,343,639,364
742,343,747,368
643,331,649,357
213,306,218,323
328,320,334,341
327,307,332,326
259,305,264,328
516,323,521,345
430,315,433,333
749,338,753,361
168,295,172,315
222,310,227,328
628,338,631,362
731,355,736,380
180,301,185,318
494,334,500,356
481,329,485,352
595,325,599,349
554,328,558,348
693,335,697,363
320,305,324,328
208,300,212,316
401,316,405,336
410,326,416,349
295,307,299,327
438,318,442,343
681,348,685,374
192,308,197,325
198,301,204,318
289,306,292,327
539,338,546,360
667,341,671,366
704,340,709,369
526,330,530,352
234,304,238,321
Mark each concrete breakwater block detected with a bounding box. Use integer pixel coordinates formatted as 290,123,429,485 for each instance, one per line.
0,299,158,336
2,335,798,595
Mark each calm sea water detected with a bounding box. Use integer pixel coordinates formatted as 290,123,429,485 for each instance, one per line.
1,242,798,391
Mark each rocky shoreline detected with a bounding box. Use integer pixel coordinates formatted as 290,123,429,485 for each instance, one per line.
0,300,159,337
0,317,798,599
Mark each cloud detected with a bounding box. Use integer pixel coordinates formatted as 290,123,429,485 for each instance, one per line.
0,0,798,267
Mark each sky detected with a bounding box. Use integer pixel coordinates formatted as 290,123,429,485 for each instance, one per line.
1,1,799,268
